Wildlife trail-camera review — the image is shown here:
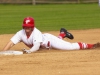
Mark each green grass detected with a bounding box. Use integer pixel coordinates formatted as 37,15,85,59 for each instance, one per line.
0,3,100,34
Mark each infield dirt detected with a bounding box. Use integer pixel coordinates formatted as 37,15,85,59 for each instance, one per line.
0,29,100,75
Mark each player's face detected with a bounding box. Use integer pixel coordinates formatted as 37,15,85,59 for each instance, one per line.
24,27,33,33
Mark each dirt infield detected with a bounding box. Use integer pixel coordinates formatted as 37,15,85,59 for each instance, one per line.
0,29,100,75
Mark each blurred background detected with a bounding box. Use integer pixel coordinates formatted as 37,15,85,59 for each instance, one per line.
0,0,100,34
0,0,98,5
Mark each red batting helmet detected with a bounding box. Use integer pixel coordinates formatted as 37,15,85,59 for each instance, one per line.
22,17,35,28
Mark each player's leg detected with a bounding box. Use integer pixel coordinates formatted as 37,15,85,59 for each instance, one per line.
47,33,99,50
48,33,77,50
51,39,80,50
58,28,74,39
78,42,100,49
51,39,99,50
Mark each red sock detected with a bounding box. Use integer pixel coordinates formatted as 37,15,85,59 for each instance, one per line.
78,42,94,50
59,33,66,38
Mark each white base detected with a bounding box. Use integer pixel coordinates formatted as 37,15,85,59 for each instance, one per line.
0,50,23,55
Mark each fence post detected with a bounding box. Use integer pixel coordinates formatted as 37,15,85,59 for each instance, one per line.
99,0,100,6
32,0,36,5
78,0,80,3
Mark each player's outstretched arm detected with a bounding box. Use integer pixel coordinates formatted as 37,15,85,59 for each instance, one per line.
23,42,40,54
3,41,15,51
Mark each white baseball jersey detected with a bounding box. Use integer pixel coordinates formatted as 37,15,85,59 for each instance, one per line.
11,28,80,50
11,27,43,48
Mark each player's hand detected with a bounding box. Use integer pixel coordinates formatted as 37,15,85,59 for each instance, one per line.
22,48,31,54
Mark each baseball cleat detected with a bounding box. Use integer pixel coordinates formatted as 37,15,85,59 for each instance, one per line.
60,28,74,39
93,42,100,48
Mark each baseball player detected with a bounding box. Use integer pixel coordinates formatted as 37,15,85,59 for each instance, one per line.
3,17,100,54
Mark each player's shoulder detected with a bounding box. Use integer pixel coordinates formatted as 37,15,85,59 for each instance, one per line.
34,27,41,33
16,29,25,35
34,27,39,31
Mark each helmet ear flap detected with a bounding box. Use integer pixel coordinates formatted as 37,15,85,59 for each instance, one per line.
22,17,35,28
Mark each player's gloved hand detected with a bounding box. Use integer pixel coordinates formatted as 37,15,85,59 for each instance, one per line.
23,48,31,54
